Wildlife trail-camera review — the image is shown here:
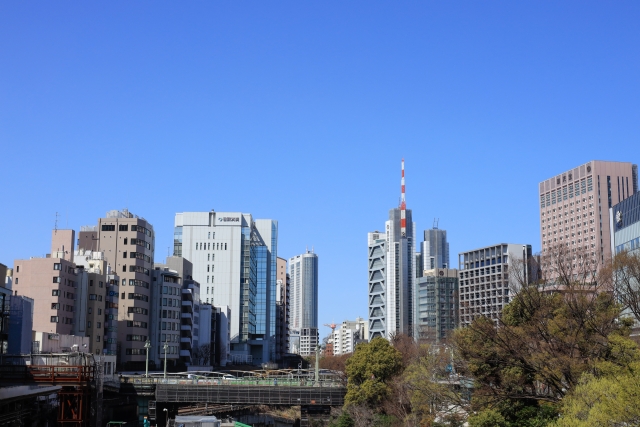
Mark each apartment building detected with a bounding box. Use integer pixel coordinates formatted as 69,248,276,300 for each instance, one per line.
275,257,290,361
13,230,78,335
150,266,182,369
78,209,155,368
289,251,318,356
332,317,368,356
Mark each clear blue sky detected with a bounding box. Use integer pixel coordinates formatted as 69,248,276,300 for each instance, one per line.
1,2,639,337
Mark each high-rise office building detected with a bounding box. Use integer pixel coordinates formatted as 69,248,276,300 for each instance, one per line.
78,209,155,368
368,160,416,340
415,268,458,342
418,227,449,273
458,244,532,327
289,250,318,356
539,161,637,266
173,211,278,364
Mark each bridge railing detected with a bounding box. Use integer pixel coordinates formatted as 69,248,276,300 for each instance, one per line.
120,376,344,388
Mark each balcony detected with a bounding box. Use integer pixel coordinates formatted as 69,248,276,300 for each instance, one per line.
179,350,191,358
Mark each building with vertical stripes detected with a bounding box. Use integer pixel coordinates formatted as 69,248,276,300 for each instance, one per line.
368,160,416,340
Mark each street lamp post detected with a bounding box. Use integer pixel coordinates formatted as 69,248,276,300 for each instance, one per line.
144,340,151,378
163,341,169,379
163,408,168,427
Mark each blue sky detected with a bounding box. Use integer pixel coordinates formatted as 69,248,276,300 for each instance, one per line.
1,2,639,337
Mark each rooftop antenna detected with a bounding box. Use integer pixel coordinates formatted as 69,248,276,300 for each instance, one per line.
54,212,59,234
400,159,406,237
433,218,439,229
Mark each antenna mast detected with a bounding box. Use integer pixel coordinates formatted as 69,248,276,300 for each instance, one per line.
54,212,59,234
400,159,406,237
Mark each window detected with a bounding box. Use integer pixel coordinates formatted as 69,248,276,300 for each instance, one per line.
225,243,227,250
97,322,101,328
98,309,102,315
14,278,18,284
96,335,101,342
119,224,128,231
89,294,97,300
16,266,19,273
101,224,115,231
51,303,60,310
52,290,60,296
54,263,61,270
124,238,128,244
87,321,92,328
90,280,94,287
99,281,103,288
88,307,92,314
122,265,126,272
51,316,59,323
53,277,61,283
123,252,127,258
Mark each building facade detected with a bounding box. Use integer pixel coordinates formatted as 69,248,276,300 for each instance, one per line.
368,160,416,340
275,257,290,361
332,317,368,356
458,244,532,327
289,251,318,356
73,250,112,355
13,230,78,336
174,211,278,364
611,191,640,333
154,256,201,366
415,268,458,342
150,266,182,369
539,160,637,267
418,227,450,271
78,209,155,368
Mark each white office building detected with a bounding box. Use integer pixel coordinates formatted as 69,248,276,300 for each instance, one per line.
288,250,318,356
174,211,278,364
332,317,368,356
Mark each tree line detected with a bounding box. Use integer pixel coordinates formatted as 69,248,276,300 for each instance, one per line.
320,245,640,426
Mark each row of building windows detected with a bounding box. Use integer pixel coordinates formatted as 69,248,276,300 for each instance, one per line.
123,252,152,263
540,177,593,208
126,334,148,341
50,316,73,324
101,224,153,237
127,307,148,315
126,320,148,328
128,293,148,302
615,238,640,254
162,298,180,307
51,289,75,299
161,322,179,331
122,279,149,288
197,242,227,250
127,265,150,275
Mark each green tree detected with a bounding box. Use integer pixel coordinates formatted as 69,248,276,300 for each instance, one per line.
344,337,403,407
553,335,640,427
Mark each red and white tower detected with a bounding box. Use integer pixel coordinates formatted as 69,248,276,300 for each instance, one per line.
400,159,406,237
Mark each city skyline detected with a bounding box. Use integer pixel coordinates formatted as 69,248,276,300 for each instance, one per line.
2,2,640,333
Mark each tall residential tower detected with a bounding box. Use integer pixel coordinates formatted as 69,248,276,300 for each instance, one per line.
288,250,318,356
